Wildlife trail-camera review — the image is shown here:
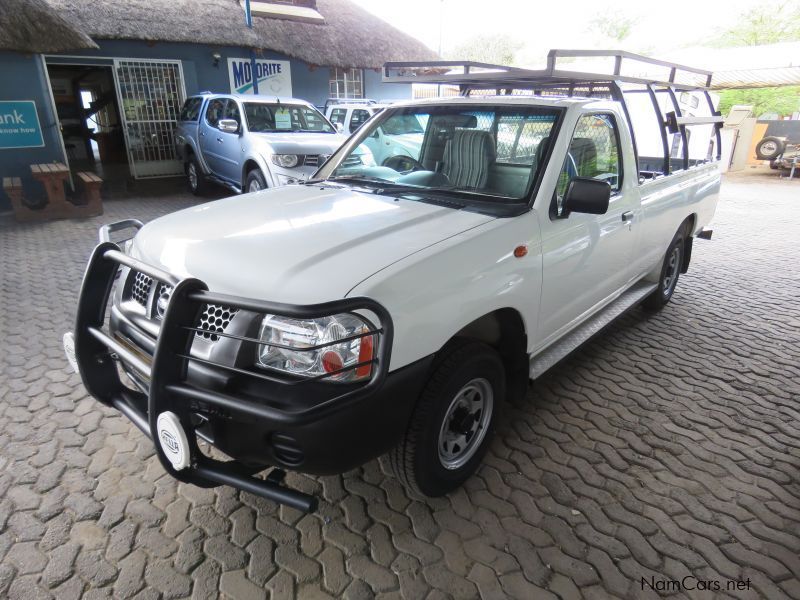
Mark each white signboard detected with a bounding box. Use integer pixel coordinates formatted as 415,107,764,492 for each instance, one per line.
228,58,292,96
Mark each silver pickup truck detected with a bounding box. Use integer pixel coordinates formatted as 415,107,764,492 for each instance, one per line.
175,93,348,194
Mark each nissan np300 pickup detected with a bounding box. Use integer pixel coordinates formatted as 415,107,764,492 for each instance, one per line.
68,51,721,513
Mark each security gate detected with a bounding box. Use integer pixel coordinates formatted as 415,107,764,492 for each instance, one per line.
113,59,186,178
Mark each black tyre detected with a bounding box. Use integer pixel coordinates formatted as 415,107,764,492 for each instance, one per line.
642,228,684,311
245,168,267,193
187,155,207,195
390,341,505,497
756,136,785,161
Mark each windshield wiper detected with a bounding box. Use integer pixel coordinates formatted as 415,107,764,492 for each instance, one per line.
328,175,393,187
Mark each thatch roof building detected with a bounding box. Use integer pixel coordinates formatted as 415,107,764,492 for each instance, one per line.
45,0,437,67
0,0,98,53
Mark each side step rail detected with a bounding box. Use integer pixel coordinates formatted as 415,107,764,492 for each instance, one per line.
530,281,658,379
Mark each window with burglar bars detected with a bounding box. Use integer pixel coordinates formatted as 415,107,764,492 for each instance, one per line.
114,59,185,178
329,68,364,98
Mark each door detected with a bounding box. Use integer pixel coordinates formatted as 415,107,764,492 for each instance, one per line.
215,99,244,184
199,97,227,178
536,112,641,348
113,59,186,178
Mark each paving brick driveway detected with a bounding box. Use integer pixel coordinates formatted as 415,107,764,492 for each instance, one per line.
0,172,799,600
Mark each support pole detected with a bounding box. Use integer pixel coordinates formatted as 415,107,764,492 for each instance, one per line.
244,0,259,95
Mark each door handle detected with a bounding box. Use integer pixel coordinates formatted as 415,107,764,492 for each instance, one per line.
622,211,634,223
216,137,223,143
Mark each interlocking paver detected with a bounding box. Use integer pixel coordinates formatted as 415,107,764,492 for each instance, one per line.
0,173,798,598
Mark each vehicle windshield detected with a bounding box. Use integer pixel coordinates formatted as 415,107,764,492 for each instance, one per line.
244,103,335,133
327,105,561,202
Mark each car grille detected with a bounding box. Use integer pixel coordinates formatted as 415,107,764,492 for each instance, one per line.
303,154,327,168
125,271,238,342
197,304,239,341
303,154,360,168
131,272,153,306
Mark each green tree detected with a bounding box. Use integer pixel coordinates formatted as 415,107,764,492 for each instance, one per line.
718,87,800,118
446,34,523,66
590,10,637,42
712,2,800,46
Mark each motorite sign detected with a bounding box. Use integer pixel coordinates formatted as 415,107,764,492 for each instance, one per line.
228,58,292,96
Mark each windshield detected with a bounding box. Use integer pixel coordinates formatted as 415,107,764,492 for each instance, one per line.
327,105,561,202
244,103,334,133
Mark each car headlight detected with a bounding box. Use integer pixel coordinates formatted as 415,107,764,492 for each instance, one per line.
256,313,375,382
271,154,299,168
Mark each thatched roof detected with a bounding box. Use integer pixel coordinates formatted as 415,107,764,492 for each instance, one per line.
45,0,437,68
0,0,98,53
252,0,439,68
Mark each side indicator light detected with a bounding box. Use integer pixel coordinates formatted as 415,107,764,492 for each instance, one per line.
514,245,528,258
356,334,374,379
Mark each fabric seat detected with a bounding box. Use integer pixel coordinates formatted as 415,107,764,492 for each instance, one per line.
442,129,496,189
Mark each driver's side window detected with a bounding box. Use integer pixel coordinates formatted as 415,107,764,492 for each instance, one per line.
556,113,621,201
205,98,225,127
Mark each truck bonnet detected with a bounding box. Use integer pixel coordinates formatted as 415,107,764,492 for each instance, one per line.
129,184,495,304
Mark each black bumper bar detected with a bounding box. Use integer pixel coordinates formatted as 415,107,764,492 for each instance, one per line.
73,242,394,513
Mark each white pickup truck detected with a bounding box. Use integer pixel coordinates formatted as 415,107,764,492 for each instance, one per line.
69,51,721,513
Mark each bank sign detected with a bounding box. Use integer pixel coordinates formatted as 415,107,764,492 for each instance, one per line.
0,101,44,149
228,58,292,96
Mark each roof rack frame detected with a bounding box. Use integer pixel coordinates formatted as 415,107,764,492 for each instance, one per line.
383,50,723,178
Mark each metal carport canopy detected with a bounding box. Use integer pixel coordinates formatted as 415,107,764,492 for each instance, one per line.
670,42,800,90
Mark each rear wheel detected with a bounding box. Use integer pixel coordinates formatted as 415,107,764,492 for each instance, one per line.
187,156,207,195
390,341,504,496
245,169,267,193
643,228,684,311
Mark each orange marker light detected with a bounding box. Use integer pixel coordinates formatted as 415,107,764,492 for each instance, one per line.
514,245,528,258
356,334,374,379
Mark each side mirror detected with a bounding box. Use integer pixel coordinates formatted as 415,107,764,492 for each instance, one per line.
218,119,239,134
562,177,611,216
334,122,345,134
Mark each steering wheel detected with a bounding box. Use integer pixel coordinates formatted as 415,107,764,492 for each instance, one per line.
382,155,425,174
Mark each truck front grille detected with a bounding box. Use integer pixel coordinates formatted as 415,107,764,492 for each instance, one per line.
125,271,238,343
131,272,153,306
197,304,239,341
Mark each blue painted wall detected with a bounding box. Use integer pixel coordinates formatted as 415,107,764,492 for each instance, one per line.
0,39,412,210
0,51,66,208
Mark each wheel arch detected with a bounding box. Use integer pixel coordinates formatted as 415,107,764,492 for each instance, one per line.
447,307,529,402
242,159,263,189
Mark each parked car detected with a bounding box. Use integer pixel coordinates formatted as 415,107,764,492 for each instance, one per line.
324,98,384,134
175,93,348,194
325,100,425,167
68,58,719,514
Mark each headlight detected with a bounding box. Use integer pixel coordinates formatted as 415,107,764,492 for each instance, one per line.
256,313,375,382
271,154,299,168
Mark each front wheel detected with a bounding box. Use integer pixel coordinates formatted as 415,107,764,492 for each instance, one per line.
390,341,505,497
187,156,207,195
642,229,684,311
245,169,267,193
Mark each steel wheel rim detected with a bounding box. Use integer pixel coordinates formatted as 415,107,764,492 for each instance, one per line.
662,246,681,297
438,378,494,470
249,178,261,192
188,163,198,190
761,141,777,155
